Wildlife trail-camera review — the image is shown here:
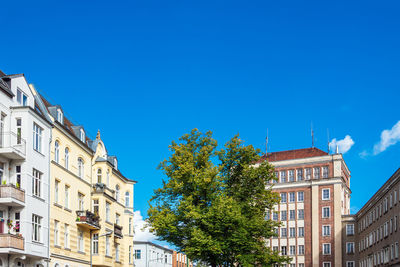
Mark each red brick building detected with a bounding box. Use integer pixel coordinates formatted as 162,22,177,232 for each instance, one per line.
258,147,351,267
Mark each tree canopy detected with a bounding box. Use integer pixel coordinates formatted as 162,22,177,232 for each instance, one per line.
147,129,289,266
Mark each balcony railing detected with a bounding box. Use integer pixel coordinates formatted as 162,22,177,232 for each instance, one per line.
114,224,123,238
0,132,26,159
0,184,25,204
76,210,100,230
0,233,24,250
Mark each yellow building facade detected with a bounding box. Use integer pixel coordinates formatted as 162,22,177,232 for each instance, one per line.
41,98,136,267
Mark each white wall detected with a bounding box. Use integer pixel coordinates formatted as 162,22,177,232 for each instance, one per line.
134,242,173,267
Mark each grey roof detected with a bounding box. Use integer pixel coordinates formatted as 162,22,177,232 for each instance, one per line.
0,76,14,97
133,241,174,253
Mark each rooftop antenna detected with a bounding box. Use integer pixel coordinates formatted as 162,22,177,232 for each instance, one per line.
265,129,269,155
311,122,314,148
327,128,330,154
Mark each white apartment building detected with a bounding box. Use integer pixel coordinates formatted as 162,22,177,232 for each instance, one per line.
134,241,173,267
0,71,52,266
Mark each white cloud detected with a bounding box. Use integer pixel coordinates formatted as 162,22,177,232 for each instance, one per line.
134,210,157,241
329,135,355,154
373,121,400,155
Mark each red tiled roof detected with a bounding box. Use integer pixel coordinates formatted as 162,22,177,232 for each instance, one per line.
259,147,328,162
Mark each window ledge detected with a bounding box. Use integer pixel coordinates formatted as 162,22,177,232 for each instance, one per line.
32,195,45,202
105,255,112,259
78,251,86,255
65,248,71,251
54,245,61,249
64,207,72,213
54,203,62,208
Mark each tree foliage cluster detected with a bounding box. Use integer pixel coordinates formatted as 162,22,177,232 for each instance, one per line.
147,129,289,266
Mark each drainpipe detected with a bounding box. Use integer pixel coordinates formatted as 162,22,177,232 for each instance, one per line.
47,127,52,267
90,229,93,267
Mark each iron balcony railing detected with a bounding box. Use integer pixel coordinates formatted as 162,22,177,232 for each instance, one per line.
76,210,101,229
0,132,26,156
114,224,123,238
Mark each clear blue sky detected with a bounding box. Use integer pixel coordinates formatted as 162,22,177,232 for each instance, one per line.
2,0,400,219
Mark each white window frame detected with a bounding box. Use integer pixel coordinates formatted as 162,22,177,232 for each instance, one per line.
92,233,99,254
289,192,295,203
346,242,354,254
78,158,84,178
54,220,59,246
106,201,110,222
297,191,304,202
32,214,42,242
346,224,354,235
32,169,42,197
64,224,69,248
33,123,43,153
322,188,330,200
322,225,331,236
54,180,59,204
322,207,330,218
64,148,69,169
78,229,84,252
323,262,331,267
64,185,69,209
54,141,59,163
105,235,110,256
323,243,331,255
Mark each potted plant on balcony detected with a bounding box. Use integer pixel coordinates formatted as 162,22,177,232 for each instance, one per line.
2,180,6,185
7,219,13,233
13,222,20,232
16,182,20,189
76,216,81,222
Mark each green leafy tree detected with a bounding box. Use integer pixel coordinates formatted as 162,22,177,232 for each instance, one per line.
147,129,290,266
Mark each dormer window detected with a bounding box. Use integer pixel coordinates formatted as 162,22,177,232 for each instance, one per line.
57,109,63,124
16,89,28,106
80,129,85,142
114,158,118,169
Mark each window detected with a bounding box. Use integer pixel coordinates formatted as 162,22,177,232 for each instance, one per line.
289,227,296,237
323,225,331,236
281,228,287,237
116,213,120,225
346,224,354,236
323,166,329,178
64,185,69,209
78,193,84,210
346,242,354,254
298,245,305,255
16,165,21,188
288,170,294,182
322,207,330,218
135,249,142,259
346,262,355,267
115,243,120,262
289,245,296,255
280,193,287,203
105,236,110,256
54,220,59,246
288,192,295,202
64,148,69,169
57,109,63,123
297,169,303,181
323,243,331,255
395,242,399,259
14,212,20,233
298,209,304,220
298,227,304,237
17,89,28,106
281,246,287,255
54,141,59,163
77,158,84,178
125,192,130,207
106,201,110,222
322,189,330,200
305,168,311,179
78,230,84,252
92,233,99,254
297,191,304,202
280,171,286,183
97,169,102,183
32,214,42,242
80,129,85,142
32,169,42,197
129,246,132,263
323,263,331,267
314,167,321,179
281,210,287,221
115,185,120,202
64,224,69,248
16,118,22,144
273,212,278,221
129,218,133,235
54,180,59,204
106,170,110,186
33,123,42,153
93,199,99,214
289,210,295,220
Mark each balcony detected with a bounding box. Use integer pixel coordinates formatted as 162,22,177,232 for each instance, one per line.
76,210,100,230
0,132,26,160
0,185,25,207
0,234,24,251
114,224,123,238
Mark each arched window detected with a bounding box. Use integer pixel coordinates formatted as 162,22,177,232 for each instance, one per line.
97,169,102,183
115,185,120,202
54,141,59,163
78,158,84,178
125,192,130,207
64,148,69,169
